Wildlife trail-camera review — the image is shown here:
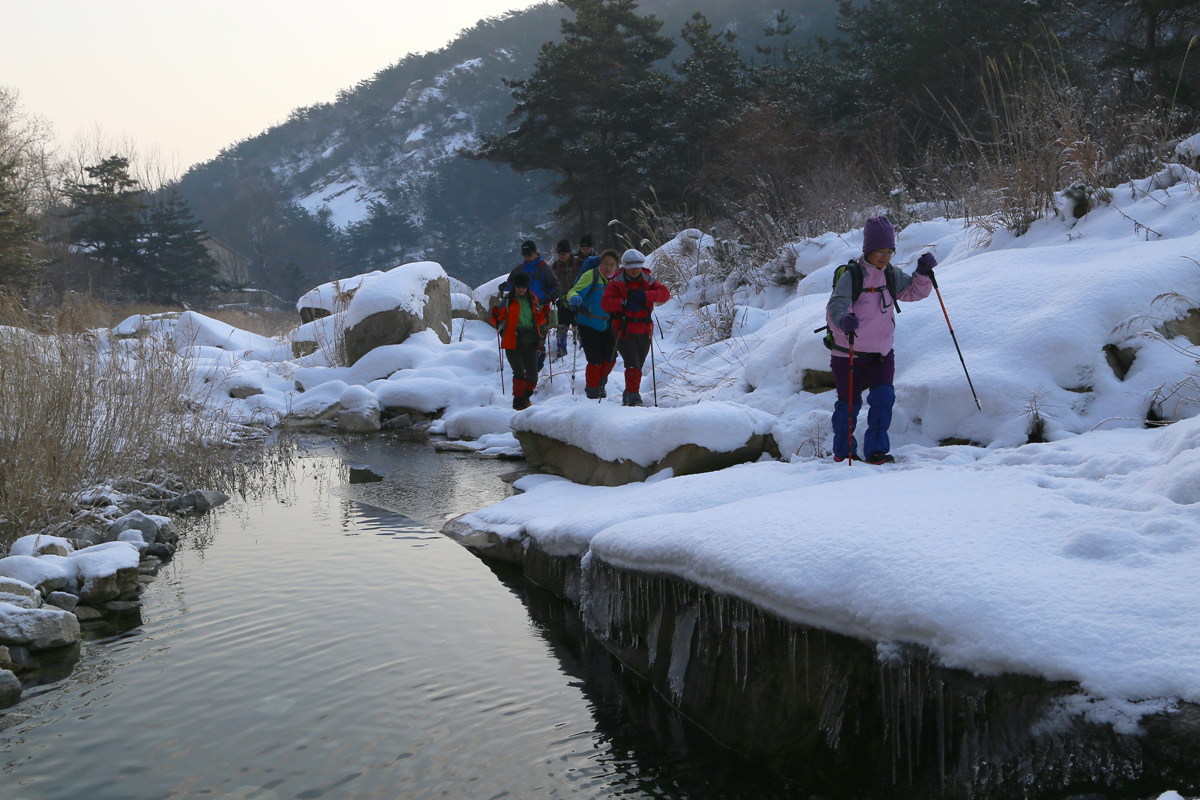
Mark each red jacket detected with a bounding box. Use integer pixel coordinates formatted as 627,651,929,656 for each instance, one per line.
600,271,670,337
490,293,548,349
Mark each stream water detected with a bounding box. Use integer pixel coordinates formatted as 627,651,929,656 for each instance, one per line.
0,436,796,800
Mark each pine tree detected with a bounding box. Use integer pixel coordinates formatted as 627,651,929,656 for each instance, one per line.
141,189,220,305
475,0,678,238
63,155,147,290
675,13,751,157
0,157,41,291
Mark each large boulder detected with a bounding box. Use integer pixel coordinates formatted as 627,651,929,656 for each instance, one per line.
342,263,452,364
510,400,779,487
514,429,778,486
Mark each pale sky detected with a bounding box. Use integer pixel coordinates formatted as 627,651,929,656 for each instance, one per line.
1,0,547,174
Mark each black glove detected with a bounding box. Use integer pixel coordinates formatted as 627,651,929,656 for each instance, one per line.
916,253,937,276
625,288,646,312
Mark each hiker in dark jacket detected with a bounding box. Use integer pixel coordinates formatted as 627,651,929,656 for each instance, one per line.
506,240,561,372
567,249,620,399
490,271,549,410
549,239,577,359
600,249,670,406
825,215,935,464
506,240,561,305
574,234,595,271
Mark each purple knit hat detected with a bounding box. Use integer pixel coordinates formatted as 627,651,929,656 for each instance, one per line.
862,216,896,253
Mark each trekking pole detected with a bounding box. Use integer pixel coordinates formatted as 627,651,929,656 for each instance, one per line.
650,332,659,407
846,331,855,466
571,326,578,395
546,328,555,383
930,274,982,411
496,330,505,394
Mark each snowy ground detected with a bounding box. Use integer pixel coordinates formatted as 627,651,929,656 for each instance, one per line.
105,165,1200,722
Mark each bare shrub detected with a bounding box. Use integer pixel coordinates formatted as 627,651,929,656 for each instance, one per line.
0,294,256,546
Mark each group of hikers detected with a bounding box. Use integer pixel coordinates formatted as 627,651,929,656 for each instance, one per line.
489,235,670,410
489,215,939,466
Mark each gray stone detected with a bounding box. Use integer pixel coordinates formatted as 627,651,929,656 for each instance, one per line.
107,510,159,544
298,306,331,324
0,591,41,610
441,516,525,565
4,646,35,669
0,668,20,707
77,565,139,604
0,605,81,649
338,406,382,433
146,542,175,560
228,384,263,399
381,412,413,430
513,429,779,487
71,526,106,546
45,592,78,612
0,645,13,670
0,578,39,606
73,606,103,622
343,275,452,364
0,556,70,594
1104,343,1137,381
164,490,229,514
155,521,180,545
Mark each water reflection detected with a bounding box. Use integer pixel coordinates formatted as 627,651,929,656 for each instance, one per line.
0,435,792,799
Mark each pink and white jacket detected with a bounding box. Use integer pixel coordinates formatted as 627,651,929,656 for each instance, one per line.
825,259,933,357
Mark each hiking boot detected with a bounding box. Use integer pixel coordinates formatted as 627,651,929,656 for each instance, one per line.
833,452,861,463
598,385,607,398
585,386,602,399
513,396,531,410
622,391,643,407
865,452,895,464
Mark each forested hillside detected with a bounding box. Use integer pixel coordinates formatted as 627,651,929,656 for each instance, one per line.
5,0,1196,302
175,0,840,291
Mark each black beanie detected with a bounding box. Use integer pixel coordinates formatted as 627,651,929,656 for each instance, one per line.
510,272,531,288
520,240,536,256
579,234,593,248
557,239,571,254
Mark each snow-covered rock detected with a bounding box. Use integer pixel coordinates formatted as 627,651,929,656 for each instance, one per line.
342,261,453,363
511,398,778,485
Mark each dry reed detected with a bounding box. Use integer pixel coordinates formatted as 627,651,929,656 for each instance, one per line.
0,294,261,547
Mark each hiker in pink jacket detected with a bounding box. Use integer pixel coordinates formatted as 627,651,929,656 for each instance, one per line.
825,216,935,464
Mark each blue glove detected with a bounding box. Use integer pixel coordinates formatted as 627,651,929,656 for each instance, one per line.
625,289,646,312
916,253,937,276
838,313,859,333
568,294,582,309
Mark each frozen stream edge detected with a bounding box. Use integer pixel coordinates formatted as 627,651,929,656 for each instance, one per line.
441,516,1200,799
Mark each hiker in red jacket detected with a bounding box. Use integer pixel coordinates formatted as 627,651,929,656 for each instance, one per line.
600,249,670,406
490,271,549,410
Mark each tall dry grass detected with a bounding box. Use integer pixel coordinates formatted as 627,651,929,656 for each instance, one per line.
0,294,259,547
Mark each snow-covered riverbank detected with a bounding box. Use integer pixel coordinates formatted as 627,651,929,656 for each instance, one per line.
75,165,1200,720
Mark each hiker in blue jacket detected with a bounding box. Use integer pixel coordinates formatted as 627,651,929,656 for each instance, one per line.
567,249,620,398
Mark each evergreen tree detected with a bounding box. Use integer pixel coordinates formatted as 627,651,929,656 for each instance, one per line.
827,0,1064,136
675,13,751,164
1072,0,1200,107
0,157,41,291
63,156,147,289
140,189,221,305
475,0,679,239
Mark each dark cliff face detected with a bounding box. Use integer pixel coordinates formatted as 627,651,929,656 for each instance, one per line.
177,0,840,289
578,558,1200,799
451,526,1200,800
